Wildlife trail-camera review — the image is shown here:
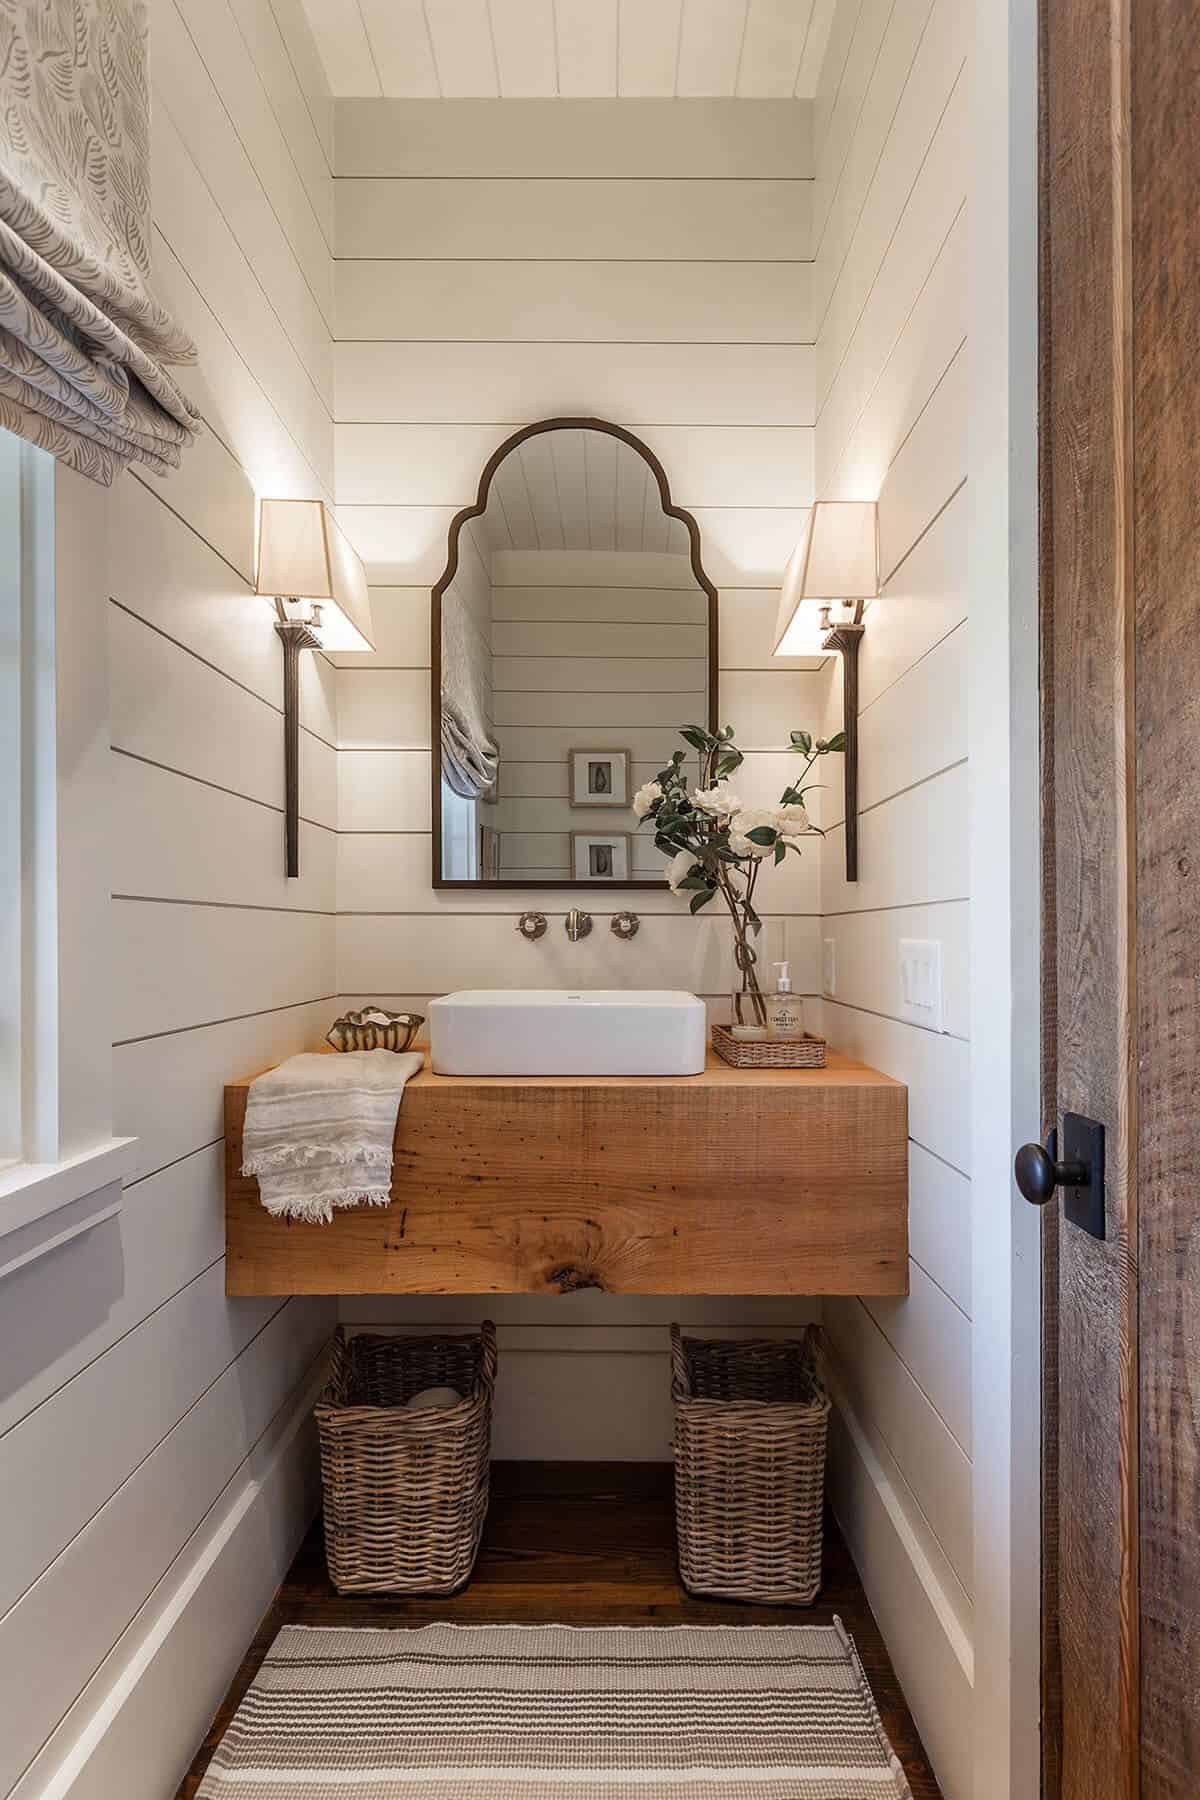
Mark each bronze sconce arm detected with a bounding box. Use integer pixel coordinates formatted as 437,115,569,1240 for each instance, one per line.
821,604,866,884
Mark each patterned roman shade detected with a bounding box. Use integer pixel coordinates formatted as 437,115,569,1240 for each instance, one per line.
441,582,500,801
0,0,199,484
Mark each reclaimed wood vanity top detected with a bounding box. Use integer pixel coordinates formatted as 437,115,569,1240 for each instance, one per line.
224,1051,908,1298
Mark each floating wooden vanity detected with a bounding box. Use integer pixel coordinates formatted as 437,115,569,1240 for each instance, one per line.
225,1052,908,1297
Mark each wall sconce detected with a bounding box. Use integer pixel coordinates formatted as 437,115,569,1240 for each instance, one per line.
255,498,374,877
773,500,879,882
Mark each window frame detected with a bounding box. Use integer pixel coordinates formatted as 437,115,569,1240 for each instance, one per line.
0,439,134,1271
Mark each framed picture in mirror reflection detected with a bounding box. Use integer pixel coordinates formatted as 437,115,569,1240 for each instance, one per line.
569,748,630,809
572,832,631,881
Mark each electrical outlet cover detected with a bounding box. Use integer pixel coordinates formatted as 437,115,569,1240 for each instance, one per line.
899,939,943,1032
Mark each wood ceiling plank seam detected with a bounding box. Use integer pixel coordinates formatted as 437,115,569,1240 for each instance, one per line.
676,0,752,99
554,0,619,97
298,0,382,94
356,0,442,97
736,0,818,100
731,0,754,94
353,0,386,94
489,0,558,98
613,0,683,99
423,0,501,98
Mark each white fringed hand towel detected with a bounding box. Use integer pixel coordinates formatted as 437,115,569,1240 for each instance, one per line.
241,1050,423,1225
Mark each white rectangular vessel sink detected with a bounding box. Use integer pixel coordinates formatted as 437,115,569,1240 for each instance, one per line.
429,990,707,1077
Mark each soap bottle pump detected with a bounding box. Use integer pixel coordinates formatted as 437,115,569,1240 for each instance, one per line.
766,961,804,1041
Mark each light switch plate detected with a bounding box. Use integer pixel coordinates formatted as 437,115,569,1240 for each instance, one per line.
822,938,836,997
899,939,943,1032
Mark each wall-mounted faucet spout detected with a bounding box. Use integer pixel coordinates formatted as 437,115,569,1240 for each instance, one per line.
565,908,593,942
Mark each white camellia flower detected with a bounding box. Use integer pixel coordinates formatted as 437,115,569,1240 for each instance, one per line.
776,801,811,836
691,781,743,818
632,780,663,819
667,848,703,893
728,808,781,858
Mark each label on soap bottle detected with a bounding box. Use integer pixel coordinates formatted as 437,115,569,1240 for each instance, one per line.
768,998,804,1041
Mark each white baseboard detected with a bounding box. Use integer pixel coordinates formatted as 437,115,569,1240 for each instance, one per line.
826,1379,974,1800
13,1351,328,1800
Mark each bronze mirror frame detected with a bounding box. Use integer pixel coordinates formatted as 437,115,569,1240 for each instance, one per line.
431,416,720,891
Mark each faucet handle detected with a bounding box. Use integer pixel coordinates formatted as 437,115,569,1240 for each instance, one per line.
610,910,640,941
564,908,593,941
516,911,547,942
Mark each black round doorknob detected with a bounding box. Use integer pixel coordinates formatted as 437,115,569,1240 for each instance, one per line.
1014,1142,1057,1205
1014,1140,1088,1206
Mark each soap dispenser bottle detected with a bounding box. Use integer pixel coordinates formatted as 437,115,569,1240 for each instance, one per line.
766,961,804,1041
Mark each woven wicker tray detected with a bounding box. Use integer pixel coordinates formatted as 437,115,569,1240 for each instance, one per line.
710,1024,827,1069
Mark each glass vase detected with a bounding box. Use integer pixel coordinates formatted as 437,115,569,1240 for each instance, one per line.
729,936,769,1038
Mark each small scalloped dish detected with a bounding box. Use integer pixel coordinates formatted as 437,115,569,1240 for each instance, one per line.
326,1006,424,1053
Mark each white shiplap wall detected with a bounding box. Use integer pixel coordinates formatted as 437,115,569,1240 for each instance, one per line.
2,7,339,1797
331,94,829,1437
807,4,972,1796
488,551,708,880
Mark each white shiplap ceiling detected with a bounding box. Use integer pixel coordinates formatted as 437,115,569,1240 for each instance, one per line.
482,428,694,555
299,0,834,100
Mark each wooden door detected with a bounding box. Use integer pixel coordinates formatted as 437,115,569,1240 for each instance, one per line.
1040,0,1200,1795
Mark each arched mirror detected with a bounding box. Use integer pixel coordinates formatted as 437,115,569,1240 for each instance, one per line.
432,418,718,889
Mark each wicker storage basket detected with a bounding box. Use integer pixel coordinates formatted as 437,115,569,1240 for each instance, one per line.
315,1322,497,1595
671,1324,830,1606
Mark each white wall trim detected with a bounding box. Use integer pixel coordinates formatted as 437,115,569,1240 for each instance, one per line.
1,435,60,1166
0,1185,122,1284
52,463,116,1161
14,1348,328,1800
825,1367,974,1684
966,1,1042,1796
0,1137,135,1247
826,1393,973,1798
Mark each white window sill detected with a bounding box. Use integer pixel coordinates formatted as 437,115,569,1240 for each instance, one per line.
0,1136,137,1244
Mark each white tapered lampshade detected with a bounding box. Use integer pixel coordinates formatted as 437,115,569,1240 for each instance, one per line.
256,498,375,653
773,500,879,657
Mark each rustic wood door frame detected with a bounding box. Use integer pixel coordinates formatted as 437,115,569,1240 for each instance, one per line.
1040,0,1200,1794
1039,0,1140,1785
1040,0,1139,1784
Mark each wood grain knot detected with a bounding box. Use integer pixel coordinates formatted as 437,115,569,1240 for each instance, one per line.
547,1265,606,1294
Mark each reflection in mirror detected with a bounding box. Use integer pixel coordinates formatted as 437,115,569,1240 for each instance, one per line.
436,424,714,888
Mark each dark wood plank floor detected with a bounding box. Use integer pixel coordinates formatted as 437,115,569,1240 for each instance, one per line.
179,1461,941,1798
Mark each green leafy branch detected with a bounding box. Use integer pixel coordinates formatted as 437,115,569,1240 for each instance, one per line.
634,723,844,1025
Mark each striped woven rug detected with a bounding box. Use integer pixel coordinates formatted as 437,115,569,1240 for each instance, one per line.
197,1621,913,1799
